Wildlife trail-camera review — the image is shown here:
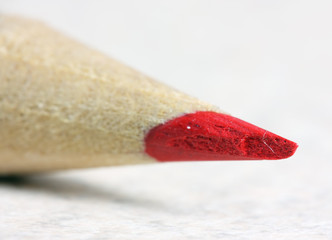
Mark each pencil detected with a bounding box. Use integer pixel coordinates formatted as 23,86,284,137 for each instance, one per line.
0,15,298,174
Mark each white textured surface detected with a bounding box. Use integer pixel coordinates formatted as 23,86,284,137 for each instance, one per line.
0,0,331,239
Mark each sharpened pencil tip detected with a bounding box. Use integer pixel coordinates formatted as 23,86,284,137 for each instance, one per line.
144,111,298,162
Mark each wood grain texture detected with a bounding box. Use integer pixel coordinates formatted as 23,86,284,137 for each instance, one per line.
0,15,219,173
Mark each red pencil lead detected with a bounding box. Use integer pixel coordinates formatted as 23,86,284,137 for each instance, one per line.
145,111,298,161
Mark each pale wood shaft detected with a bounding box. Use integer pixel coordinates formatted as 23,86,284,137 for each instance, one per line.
0,15,218,173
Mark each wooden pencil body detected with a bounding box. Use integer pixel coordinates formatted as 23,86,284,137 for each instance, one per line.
0,15,217,173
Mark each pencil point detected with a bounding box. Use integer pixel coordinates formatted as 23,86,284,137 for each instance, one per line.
0,15,299,172
145,112,298,162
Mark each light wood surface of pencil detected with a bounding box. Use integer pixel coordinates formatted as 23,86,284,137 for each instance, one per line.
0,15,219,173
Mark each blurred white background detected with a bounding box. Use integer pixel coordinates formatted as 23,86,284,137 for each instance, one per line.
0,1,331,239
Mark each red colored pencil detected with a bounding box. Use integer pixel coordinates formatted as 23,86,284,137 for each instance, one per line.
0,15,297,174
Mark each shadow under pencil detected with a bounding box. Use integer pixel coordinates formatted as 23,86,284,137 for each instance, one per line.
0,174,167,211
